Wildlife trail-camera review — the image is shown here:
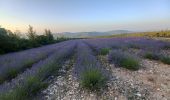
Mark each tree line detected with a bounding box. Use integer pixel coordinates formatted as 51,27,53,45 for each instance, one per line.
0,25,69,54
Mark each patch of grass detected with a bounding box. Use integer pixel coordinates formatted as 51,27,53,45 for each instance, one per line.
160,56,170,65
0,68,18,84
109,50,140,70
24,59,36,67
24,76,47,95
144,51,170,65
143,52,160,60
37,62,60,79
0,76,47,100
0,87,25,100
120,57,140,70
81,69,106,90
7,68,18,80
99,48,110,55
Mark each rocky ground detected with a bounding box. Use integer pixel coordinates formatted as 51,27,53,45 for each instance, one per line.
37,53,170,100
99,55,170,100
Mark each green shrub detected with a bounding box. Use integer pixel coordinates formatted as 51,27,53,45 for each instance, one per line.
160,56,170,65
100,48,110,55
144,52,170,65
144,52,160,60
81,69,106,90
0,85,29,100
37,63,59,79
7,68,18,79
109,50,140,70
0,88,23,100
0,68,18,84
0,76,47,100
120,57,140,70
24,76,47,95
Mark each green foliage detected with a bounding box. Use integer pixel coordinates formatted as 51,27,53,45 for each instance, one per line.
7,68,18,80
81,69,106,90
0,27,7,36
143,51,170,65
0,87,25,100
24,76,47,95
44,29,54,43
0,76,47,100
37,62,59,79
160,56,170,65
36,35,49,45
27,25,37,41
100,48,110,55
120,57,140,70
0,26,69,54
144,52,160,60
109,51,140,70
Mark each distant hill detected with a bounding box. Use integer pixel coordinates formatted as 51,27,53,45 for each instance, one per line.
53,30,133,38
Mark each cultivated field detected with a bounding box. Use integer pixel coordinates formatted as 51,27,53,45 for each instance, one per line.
0,37,170,100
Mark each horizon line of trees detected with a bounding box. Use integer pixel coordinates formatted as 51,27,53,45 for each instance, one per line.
0,25,69,54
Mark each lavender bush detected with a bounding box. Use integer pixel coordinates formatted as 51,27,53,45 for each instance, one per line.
109,50,140,70
160,56,170,64
142,50,170,65
143,51,161,60
81,69,106,90
73,42,109,90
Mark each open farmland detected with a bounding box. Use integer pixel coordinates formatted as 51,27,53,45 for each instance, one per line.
0,37,170,100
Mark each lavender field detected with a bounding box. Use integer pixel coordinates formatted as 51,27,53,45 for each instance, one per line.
0,37,170,100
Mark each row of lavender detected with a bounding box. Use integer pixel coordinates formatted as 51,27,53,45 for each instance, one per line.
0,40,72,84
73,41,109,90
84,37,170,52
84,37,170,70
0,41,77,100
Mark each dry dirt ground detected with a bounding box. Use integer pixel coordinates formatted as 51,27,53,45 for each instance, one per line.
99,55,170,100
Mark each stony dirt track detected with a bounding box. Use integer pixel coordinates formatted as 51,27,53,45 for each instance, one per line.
99,55,170,100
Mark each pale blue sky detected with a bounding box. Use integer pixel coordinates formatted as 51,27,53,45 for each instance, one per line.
0,0,170,33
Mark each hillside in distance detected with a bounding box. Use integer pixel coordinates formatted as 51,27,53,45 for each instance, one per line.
53,30,132,38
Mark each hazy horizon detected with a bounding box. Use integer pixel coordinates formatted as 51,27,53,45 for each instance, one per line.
0,0,170,34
